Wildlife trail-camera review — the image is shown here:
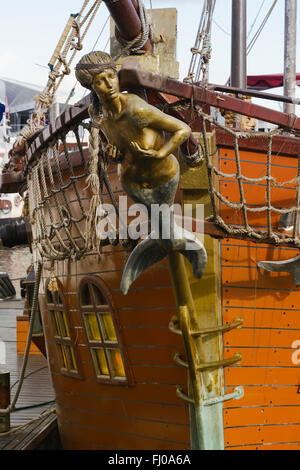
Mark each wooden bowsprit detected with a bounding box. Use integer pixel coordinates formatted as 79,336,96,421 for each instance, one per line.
167,252,243,450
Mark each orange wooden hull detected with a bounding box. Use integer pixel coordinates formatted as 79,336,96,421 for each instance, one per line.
32,142,300,450
219,146,300,450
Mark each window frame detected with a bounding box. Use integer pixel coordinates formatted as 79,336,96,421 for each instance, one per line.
78,276,130,386
45,280,82,379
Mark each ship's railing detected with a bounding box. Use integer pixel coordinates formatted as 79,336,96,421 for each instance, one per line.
117,63,300,248
199,108,300,248
3,64,300,250
26,119,90,262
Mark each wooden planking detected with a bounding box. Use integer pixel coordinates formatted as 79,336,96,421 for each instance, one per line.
51,373,186,405
130,364,186,384
59,431,118,450
226,442,300,450
223,286,300,309
56,401,189,444
224,405,300,427
223,327,299,349
224,366,299,387
223,307,300,329
224,346,297,367
224,424,300,448
218,148,298,228
38,193,191,451
121,326,184,348
224,385,299,408
58,416,189,450
55,387,189,426
122,400,189,425
127,345,185,366
219,146,300,450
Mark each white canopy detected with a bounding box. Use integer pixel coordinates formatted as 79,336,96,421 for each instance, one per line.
0,76,43,113
0,77,66,114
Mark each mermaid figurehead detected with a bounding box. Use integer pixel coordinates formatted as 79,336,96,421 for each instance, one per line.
75,51,207,294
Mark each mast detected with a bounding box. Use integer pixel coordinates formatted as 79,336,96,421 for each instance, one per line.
231,0,247,88
103,0,152,53
283,0,297,114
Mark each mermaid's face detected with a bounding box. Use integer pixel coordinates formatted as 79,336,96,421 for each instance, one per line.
92,69,119,100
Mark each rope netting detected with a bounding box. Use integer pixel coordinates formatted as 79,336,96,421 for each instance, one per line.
197,107,300,247
26,123,123,263
14,0,102,149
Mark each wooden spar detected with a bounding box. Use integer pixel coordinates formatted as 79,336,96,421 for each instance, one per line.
283,0,297,114
118,64,300,132
48,14,78,70
167,252,227,450
231,0,247,89
103,0,152,53
205,82,300,106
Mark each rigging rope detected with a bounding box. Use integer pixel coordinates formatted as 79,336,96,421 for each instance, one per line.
114,0,153,58
247,0,278,56
184,0,216,84
195,105,300,246
12,0,102,151
247,0,266,39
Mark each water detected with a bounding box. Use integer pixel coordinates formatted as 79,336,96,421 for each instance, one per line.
0,245,32,298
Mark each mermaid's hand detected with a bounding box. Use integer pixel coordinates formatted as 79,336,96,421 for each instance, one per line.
130,141,163,159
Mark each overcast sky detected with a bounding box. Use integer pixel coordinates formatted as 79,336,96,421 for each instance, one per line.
0,0,299,112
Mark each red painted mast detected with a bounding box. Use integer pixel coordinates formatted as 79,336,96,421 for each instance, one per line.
103,0,152,53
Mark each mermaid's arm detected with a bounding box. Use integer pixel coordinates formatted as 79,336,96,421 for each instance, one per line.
129,97,191,159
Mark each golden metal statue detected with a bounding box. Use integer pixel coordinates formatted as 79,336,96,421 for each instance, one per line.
75,51,207,294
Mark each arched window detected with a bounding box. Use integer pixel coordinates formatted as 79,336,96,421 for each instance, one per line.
79,277,128,385
46,285,80,378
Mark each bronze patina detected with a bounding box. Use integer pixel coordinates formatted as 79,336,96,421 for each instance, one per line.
75,51,207,294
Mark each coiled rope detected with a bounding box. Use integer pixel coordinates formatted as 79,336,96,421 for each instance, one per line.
114,0,153,58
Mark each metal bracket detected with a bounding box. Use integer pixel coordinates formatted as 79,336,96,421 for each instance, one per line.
191,318,244,337
174,352,242,371
176,386,244,407
176,386,194,404
202,387,244,407
168,316,182,335
169,316,244,337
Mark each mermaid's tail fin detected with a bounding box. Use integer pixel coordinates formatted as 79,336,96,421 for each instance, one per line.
120,229,207,295
258,255,300,285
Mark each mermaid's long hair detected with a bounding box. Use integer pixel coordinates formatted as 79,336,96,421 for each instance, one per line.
75,51,117,252
75,50,117,116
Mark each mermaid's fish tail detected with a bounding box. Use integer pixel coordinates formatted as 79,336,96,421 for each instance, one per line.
120,228,207,295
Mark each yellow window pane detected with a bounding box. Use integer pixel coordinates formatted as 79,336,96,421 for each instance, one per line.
100,313,117,342
65,345,77,371
86,314,101,341
94,349,109,376
57,344,67,369
56,311,67,337
51,311,61,336
70,347,78,371
62,312,70,338
110,349,126,378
